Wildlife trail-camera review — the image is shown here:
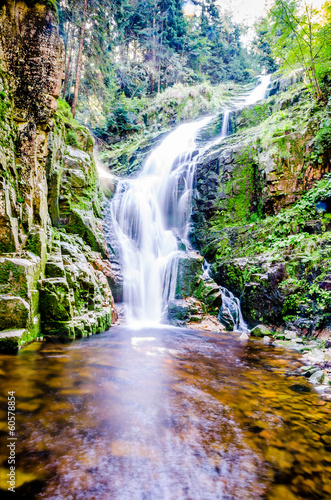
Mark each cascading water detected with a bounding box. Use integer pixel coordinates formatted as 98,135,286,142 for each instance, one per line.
106,76,271,328
244,74,271,105
108,117,211,325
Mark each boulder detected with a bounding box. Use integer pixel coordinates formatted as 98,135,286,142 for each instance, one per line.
285,330,297,340
167,299,189,326
250,324,272,337
309,370,325,385
175,252,204,299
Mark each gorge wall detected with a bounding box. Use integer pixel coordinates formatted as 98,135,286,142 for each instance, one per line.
191,79,331,336
0,0,115,350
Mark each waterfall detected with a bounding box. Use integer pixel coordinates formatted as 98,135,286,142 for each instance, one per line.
106,77,271,328
221,110,230,137
108,117,212,325
244,75,271,105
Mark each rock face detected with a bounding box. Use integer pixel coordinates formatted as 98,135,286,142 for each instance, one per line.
0,1,114,350
191,81,331,335
166,251,224,328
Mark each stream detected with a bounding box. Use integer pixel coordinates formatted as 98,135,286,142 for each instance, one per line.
0,328,330,498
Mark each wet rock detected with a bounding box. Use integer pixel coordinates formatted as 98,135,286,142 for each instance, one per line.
303,367,319,378
239,332,249,340
45,256,65,278
194,276,222,315
40,278,72,322
167,299,189,326
0,1,115,347
218,306,235,331
0,295,30,330
0,328,26,351
175,252,204,299
263,335,271,344
250,325,272,337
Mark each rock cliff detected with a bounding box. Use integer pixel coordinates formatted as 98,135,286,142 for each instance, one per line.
191,79,331,336
0,1,114,350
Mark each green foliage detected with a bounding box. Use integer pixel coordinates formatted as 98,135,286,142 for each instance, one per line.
60,0,258,139
252,17,278,73
267,0,331,100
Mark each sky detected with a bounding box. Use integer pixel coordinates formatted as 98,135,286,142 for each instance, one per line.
216,0,326,25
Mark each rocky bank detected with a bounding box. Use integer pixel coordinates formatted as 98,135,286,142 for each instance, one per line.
0,1,115,351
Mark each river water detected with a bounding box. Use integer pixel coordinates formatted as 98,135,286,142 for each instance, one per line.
0,328,330,498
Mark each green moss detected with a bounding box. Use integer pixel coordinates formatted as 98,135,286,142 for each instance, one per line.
54,98,94,152
213,147,258,229
236,101,272,130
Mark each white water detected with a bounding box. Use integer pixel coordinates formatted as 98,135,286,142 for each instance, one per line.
244,74,271,106
107,77,271,327
109,117,211,325
211,74,271,147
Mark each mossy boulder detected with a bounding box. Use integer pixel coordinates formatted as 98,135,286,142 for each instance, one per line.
175,252,204,299
250,325,272,337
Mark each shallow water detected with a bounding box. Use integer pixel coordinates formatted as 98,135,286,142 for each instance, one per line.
0,327,331,499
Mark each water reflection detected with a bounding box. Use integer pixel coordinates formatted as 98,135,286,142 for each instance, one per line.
0,327,331,499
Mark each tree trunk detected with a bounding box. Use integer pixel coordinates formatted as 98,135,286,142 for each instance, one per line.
62,31,74,99
71,0,88,118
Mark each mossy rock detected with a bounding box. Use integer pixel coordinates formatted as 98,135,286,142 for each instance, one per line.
250,324,272,337
175,252,204,299
39,278,73,322
0,296,30,330
168,299,189,326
